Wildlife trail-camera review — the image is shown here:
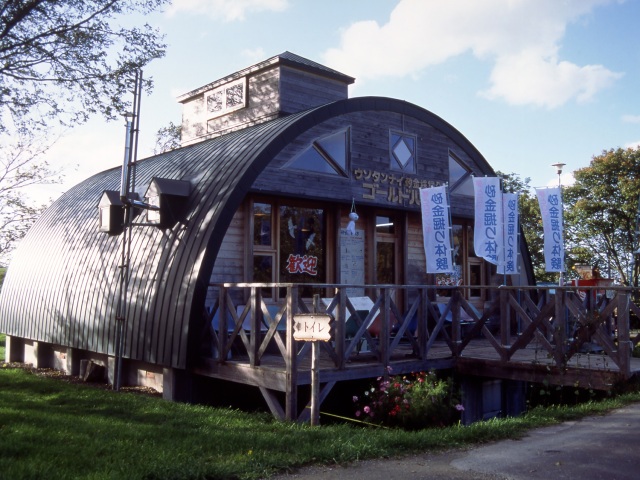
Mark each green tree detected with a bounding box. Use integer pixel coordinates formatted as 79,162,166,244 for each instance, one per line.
153,121,182,155
0,0,168,263
0,0,168,132
0,129,58,265
563,147,640,286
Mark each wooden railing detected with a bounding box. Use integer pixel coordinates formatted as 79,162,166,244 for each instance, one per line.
202,283,637,381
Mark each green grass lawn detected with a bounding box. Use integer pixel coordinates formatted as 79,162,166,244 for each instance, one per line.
0,365,639,480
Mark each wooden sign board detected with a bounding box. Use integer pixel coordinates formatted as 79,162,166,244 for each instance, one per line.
293,313,333,341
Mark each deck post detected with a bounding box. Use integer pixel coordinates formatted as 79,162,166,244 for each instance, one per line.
249,287,260,366
418,287,429,357
451,289,461,355
310,295,321,426
617,291,631,377
500,288,510,347
218,286,227,362
336,288,347,369
380,288,390,365
285,286,298,421
554,288,567,365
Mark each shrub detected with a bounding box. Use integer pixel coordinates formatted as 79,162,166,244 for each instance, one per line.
353,369,463,430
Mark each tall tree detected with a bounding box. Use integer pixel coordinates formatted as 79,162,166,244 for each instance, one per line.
563,147,640,285
0,0,168,132
153,121,182,155
0,0,168,264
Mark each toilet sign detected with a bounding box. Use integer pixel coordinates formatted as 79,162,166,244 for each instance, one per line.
293,313,333,341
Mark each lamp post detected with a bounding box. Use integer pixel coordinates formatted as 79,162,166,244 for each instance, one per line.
551,163,566,286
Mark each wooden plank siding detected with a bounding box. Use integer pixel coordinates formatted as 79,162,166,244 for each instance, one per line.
0,97,501,373
181,52,354,146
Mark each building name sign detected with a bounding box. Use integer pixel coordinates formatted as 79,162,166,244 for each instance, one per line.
353,168,443,207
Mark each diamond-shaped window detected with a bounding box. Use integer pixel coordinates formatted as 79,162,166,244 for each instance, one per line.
390,132,416,173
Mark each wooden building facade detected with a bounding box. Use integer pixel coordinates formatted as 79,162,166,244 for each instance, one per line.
0,52,534,403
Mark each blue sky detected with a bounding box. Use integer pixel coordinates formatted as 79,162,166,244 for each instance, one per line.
36,0,640,202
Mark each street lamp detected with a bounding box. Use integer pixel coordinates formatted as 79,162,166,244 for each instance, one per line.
551,163,566,286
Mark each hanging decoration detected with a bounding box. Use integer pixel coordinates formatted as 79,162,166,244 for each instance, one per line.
346,197,358,235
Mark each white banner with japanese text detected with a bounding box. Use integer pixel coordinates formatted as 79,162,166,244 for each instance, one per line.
498,193,519,275
536,186,564,272
473,177,503,266
420,186,454,273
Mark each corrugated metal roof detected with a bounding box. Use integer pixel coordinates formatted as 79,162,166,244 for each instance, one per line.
0,97,494,369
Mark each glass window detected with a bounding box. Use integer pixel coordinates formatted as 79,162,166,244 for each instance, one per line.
376,215,395,235
390,131,416,173
376,242,395,284
279,206,325,293
317,130,347,171
289,147,340,175
253,254,274,298
449,153,474,196
287,129,349,176
253,202,272,247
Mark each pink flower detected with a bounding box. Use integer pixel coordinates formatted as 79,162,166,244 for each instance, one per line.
386,366,393,373
355,410,361,417
352,396,359,402
364,406,371,414
455,404,465,411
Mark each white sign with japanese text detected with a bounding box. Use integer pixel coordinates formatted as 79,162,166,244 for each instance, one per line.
536,187,564,272
473,177,503,266
498,193,519,275
420,186,454,274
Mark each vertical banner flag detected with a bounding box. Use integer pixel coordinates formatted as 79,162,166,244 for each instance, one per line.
536,187,564,272
473,177,503,266
498,193,519,275
420,186,454,273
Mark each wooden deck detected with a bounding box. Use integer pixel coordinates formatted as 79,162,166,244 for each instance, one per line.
195,283,640,421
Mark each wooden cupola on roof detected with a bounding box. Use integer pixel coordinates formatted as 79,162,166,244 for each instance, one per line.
177,51,355,146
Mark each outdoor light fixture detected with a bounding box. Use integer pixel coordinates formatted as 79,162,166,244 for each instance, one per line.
144,177,191,228
98,190,141,235
551,162,566,177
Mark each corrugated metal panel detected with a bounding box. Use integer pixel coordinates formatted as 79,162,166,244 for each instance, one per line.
0,97,496,369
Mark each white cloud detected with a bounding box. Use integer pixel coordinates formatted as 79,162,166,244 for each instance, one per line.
323,0,621,109
241,47,267,64
166,0,288,22
546,172,575,188
22,124,123,204
480,49,622,108
622,114,640,123
624,140,640,150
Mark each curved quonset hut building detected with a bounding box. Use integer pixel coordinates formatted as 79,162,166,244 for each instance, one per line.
0,52,533,408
